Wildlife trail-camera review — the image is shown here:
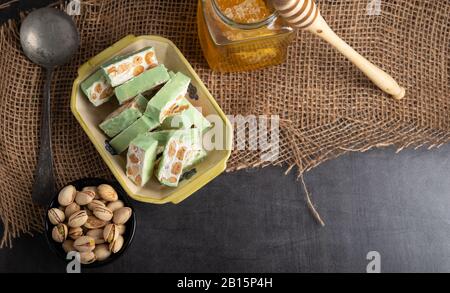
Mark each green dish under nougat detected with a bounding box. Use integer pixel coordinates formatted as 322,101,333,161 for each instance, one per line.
80,68,114,107
99,94,148,138
144,72,191,123
114,65,170,105
156,128,201,187
126,134,158,187
109,116,159,154
161,98,211,132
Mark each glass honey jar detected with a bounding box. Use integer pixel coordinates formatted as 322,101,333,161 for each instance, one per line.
197,0,295,72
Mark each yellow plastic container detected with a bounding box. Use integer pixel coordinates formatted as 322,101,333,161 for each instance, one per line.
71,35,232,204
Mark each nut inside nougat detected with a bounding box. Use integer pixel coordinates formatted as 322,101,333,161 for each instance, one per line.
102,47,158,87
144,72,191,123
80,68,114,107
126,135,158,187
99,94,148,138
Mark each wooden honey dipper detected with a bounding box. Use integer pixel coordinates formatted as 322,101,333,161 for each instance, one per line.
272,0,406,99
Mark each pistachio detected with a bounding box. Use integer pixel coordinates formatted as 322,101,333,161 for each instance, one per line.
103,224,119,243
82,186,99,199
48,208,65,225
109,235,124,253
87,199,105,211
113,207,132,225
86,229,105,244
79,251,96,264
93,206,113,221
68,210,88,228
68,226,83,240
64,202,80,218
52,223,68,243
84,208,93,216
94,244,111,261
58,185,77,206
62,240,75,253
73,236,96,252
97,184,118,202
117,224,126,235
84,216,107,229
106,200,124,212
75,191,95,206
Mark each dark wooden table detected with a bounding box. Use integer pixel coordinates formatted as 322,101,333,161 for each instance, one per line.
0,0,449,273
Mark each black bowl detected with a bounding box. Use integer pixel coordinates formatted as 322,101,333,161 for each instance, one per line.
44,178,136,268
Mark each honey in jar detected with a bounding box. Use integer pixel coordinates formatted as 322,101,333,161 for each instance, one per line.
197,0,294,72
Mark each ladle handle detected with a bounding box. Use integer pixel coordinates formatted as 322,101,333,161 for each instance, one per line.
32,69,57,206
309,14,406,99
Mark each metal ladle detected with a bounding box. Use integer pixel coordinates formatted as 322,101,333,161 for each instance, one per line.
20,7,79,205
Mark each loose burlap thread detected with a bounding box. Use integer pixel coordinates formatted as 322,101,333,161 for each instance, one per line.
0,0,449,247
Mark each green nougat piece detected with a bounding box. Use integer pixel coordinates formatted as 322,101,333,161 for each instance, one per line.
109,116,159,154
114,65,170,105
102,47,158,87
168,71,176,79
144,72,191,123
99,94,148,138
161,98,211,132
156,129,201,187
80,68,114,107
126,134,158,187
142,130,177,154
183,148,207,171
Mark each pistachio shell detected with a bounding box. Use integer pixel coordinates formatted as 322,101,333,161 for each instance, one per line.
68,226,83,240
87,199,105,211
93,206,113,221
94,244,111,261
64,202,80,218
84,216,107,229
106,200,124,212
48,208,65,225
112,207,132,225
82,186,99,199
62,240,75,253
79,251,96,264
58,185,77,206
68,210,88,228
97,184,118,202
117,224,126,235
109,235,124,253
75,191,95,206
103,224,119,243
86,229,105,244
73,236,96,252
52,223,68,243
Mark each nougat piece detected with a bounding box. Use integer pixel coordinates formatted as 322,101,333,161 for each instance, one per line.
161,98,211,132
102,47,158,87
99,94,148,138
80,68,114,107
109,116,159,154
183,148,207,172
144,72,191,123
141,130,177,154
114,65,170,105
156,129,201,187
126,135,158,187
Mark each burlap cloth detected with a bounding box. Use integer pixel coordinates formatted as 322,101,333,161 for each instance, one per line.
0,0,448,247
